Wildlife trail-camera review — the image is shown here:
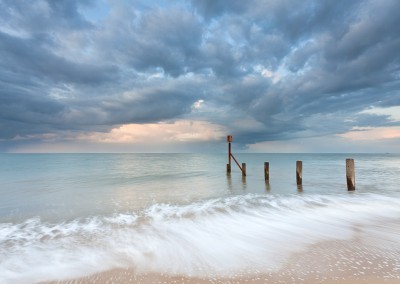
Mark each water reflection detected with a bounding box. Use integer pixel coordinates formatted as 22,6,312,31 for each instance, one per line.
226,173,233,192
265,182,271,192
241,175,247,191
297,184,303,193
225,171,247,192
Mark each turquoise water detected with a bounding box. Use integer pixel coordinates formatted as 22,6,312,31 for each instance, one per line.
1,153,399,221
1,153,400,282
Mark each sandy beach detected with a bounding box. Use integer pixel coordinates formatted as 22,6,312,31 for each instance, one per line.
44,271,400,284
44,236,400,284
43,271,400,284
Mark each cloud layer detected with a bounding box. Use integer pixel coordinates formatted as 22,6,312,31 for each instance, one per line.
1,0,400,152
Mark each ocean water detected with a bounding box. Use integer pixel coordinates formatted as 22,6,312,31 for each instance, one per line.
1,153,400,283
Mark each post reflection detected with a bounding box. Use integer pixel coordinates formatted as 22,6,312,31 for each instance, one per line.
226,172,233,192
241,175,247,191
297,184,303,193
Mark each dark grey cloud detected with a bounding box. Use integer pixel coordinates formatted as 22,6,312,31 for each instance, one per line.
93,4,203,77
99,85,200,125
0,97,65,139
1,0,400,151
0,0,93,33
0,32,118,85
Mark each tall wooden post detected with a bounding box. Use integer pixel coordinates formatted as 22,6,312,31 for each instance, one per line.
346,159,355,191
264,162,269,182
226,135,246,176
296,161,302,185
227,135,232,173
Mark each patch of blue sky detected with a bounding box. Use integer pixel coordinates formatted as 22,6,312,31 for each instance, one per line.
79,0,109,23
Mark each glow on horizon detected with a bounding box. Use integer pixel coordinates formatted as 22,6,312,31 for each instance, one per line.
76,120,226,143
339,126,400,140
361,106,400,122
8,120,227,153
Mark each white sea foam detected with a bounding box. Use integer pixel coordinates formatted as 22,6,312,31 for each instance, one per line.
1,193,400,283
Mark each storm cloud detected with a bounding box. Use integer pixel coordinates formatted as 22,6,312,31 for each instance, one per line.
1,0,400,151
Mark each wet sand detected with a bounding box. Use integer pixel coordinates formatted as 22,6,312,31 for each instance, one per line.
44,236,400,284
43,271,400,284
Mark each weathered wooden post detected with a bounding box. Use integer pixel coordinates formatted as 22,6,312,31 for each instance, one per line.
346,158,355,191
296,161,302,185
242,163,246,177
226,135,246,176
264,162,269,182
227,135,232,173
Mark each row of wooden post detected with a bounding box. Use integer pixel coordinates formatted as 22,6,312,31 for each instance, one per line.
263,159,355,191
227,162,247,176
227,136,355,191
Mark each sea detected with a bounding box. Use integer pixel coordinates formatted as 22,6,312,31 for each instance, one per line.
0,153,400,283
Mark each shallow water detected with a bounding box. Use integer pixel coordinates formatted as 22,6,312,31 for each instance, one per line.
1,153,400,283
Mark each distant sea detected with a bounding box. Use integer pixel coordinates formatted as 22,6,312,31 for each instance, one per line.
1,153,400,283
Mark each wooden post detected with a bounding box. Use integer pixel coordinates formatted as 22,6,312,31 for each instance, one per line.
264,162,269,182
227,135,232,173
231,153,243,172
226,135,246,176
296,161,302,185
228,142,232,170
346,158,355,191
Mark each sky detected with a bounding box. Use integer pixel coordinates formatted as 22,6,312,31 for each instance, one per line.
1,0,400,153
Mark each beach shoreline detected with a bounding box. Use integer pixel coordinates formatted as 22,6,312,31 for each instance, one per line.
2,154,399,284
43,270,400,284
43,237,400,284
